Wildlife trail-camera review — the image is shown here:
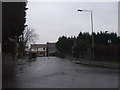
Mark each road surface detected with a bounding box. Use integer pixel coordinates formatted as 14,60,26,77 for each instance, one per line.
3,57,118,88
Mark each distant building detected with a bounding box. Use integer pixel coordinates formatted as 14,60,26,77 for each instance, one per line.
46,42,57,56
31,44,47,56
30,42,57,57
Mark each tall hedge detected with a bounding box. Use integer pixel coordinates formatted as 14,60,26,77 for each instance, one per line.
2,2,27,53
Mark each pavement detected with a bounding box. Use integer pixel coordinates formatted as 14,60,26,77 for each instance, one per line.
65,56,119,69
3,57,118,88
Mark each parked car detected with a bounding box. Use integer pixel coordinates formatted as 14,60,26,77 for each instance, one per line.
28,52,37,61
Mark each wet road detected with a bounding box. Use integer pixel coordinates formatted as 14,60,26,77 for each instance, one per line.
4,57,118,88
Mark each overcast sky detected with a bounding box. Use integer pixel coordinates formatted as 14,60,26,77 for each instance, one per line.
26,2,118,44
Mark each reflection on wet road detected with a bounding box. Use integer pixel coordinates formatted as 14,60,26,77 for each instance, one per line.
3,57,118,88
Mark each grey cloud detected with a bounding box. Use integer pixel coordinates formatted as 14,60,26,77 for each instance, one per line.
26,2,118,43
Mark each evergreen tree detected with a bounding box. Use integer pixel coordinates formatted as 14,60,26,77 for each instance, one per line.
2,2,27,53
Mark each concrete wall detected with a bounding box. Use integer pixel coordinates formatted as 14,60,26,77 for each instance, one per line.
2,53,16,78
0,1,2,89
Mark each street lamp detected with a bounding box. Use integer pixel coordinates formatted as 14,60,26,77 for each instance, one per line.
78,9,94,61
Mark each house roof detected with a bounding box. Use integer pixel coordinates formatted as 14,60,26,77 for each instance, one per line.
31,42,56,49
31,44,47,48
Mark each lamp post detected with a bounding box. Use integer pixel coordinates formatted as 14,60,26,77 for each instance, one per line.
78,9,94,61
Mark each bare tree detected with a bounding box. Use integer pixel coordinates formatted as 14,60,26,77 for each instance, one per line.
23,26,39,46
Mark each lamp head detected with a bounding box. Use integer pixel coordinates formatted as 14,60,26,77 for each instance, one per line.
78,9,83,11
